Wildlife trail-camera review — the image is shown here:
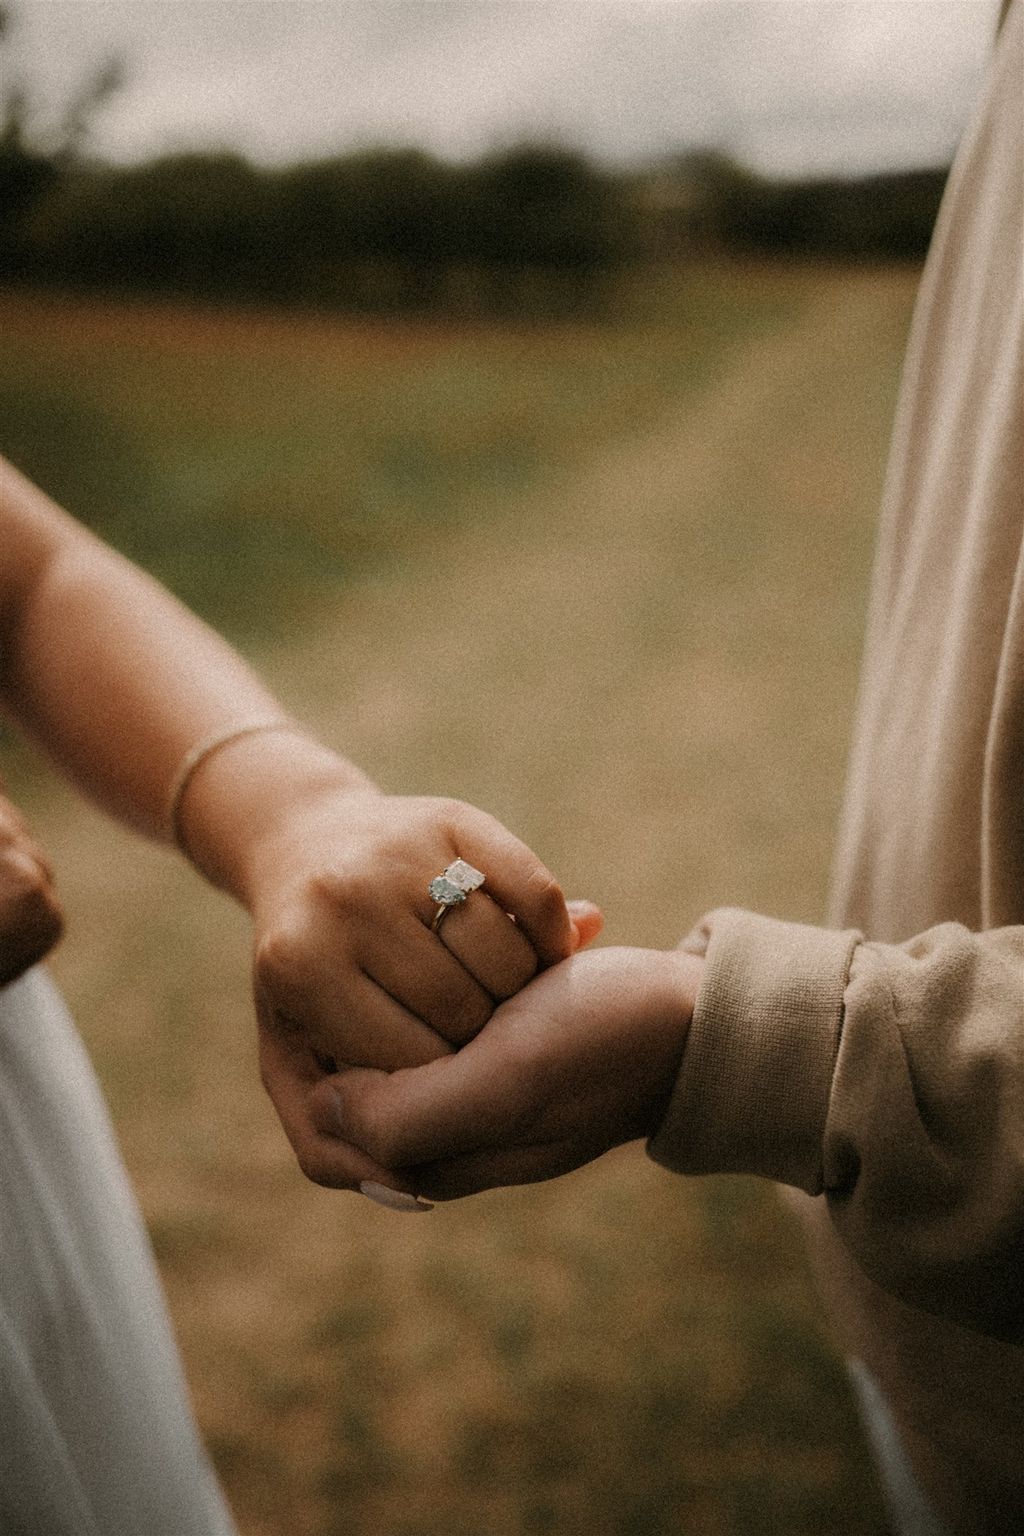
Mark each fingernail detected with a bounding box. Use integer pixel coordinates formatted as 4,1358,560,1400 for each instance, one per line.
359,1180,433,1213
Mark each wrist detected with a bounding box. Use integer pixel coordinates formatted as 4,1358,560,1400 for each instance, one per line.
663,946,704,1016
638,947,702,1138
175,726,380,905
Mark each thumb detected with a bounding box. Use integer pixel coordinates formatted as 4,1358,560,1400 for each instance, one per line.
318,1048,494,1170
568,899,604,952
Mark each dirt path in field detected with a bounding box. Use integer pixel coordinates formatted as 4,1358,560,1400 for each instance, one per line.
270,263,913,938
43,264,915,1536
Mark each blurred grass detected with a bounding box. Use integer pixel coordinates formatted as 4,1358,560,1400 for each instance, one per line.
0,266,797,640
0,258,920,1536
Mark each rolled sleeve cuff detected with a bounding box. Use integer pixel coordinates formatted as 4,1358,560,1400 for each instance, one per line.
647,908,860,1194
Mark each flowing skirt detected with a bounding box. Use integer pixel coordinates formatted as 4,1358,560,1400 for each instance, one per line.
0,968,236,1536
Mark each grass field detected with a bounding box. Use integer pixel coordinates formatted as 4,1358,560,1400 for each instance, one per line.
0,260,920,1536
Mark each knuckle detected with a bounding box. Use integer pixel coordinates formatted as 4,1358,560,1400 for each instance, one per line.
307,863,386,923
254,922,304,992
307,867,359,911
529,869,565,914
435,796,469,833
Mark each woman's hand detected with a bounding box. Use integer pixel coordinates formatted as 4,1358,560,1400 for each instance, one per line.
175,731,602,1193
0,789,64,987
250,788,602,1193
317,946,700,1199
249,788,582,1065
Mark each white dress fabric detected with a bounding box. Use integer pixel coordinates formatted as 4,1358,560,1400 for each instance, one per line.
0,968,236,1536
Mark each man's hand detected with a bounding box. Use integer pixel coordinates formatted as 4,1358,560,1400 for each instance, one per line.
317,946,701,1200
0,791,64,986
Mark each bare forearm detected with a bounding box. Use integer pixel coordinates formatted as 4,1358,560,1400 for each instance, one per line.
0,457,591,1201
0,457,373,874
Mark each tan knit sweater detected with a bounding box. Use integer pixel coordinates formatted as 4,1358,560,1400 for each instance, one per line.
648,5,1024,1529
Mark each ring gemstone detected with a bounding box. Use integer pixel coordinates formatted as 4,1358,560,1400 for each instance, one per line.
429,875,467,905
444,859,485,892
428,859,485,906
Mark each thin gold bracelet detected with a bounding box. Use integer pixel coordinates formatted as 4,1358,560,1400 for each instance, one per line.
167,717,298,856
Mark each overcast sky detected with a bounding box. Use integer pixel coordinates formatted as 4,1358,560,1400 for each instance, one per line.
4,1,1004,177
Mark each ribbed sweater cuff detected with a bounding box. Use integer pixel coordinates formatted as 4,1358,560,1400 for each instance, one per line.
647,908,860,1194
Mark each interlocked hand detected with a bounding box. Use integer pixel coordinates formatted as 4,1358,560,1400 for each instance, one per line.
242,784,602,1195
320,945,701,1202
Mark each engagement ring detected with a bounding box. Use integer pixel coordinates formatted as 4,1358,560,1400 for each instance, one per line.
429,858,485,932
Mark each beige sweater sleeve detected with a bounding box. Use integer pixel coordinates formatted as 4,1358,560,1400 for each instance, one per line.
647,909,1024,1343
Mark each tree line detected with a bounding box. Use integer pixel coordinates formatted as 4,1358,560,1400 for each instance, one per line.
1,144,635,313
0,7,948,316
664,151,947,263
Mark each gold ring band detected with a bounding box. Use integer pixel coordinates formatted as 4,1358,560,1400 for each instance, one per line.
430,904,450,934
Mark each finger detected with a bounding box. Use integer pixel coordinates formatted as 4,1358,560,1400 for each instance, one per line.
434,890,537,1000
359,912,496,1044
259,1024,418,1192
259,963,452,1072
315,1044,508,1170
452,814,571,968
567,900,604,952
